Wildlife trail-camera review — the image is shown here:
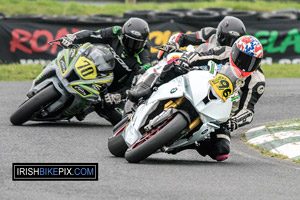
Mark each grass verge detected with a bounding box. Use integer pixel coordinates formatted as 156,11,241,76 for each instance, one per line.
261,64,300,78
1,0,300,16
0,64,42,81
0,63,299,81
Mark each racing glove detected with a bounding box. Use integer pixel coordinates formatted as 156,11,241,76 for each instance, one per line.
104,93,122,106
226,118,238,132
157,42,180,59
175,51,198,72
60,34,76,48
176,51,199,69
175,56,189,69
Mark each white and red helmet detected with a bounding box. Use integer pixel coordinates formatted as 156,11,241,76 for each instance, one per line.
230,35,263,78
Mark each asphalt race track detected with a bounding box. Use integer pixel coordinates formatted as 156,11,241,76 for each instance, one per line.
1,79,300,200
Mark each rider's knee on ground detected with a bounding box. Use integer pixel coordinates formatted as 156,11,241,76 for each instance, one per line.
209,127,231,159
196,126,231,160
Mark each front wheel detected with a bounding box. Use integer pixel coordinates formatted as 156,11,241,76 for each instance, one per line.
10,84,60,125
125,113,188,163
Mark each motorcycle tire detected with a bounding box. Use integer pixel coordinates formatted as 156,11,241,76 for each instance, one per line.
108,117,129,157
10,84,60,125
125,113,188,163
108,133,128,158
113,115,129,133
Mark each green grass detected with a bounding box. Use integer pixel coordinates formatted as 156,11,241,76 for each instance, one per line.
1,0,300,16
0,64,43,81
261,64,300,78
0,63,299,81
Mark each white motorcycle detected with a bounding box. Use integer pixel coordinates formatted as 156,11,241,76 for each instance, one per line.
108,58,240,163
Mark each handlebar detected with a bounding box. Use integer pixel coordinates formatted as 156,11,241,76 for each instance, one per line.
48,39,64,48
48,39,79,49
154,45,184,53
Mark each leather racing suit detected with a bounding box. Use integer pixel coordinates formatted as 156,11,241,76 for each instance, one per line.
168,27,265,131
179,46,266,131
72,26,151,125
168,27,219,51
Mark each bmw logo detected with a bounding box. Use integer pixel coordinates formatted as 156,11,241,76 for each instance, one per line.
170,87,177,94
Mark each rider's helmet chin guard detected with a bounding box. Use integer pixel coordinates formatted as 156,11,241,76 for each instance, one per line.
229,35,263,78
121,17,150,55
216,16,247,47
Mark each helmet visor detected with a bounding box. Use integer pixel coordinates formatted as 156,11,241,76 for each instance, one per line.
231,44,261,73
123,34,145,53
218,31,241,47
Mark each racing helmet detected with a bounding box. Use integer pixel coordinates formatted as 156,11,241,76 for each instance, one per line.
229,35,263,78
216,16,246,46
121,17,150,55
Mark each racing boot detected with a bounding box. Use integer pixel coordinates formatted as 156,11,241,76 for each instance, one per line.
194,139,212,156
94,103,122,126
196,126,231,162
127,73,158,103
75,106,95,121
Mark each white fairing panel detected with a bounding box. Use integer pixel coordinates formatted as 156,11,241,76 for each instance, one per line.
184,71,232,122
148,76,184,104
124,70,232,146
199,97,232,122
183,70,213,106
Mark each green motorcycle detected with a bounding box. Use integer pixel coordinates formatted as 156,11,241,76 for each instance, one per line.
10,41,116,125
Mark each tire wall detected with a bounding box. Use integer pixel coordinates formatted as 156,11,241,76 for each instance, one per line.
1,8,300,65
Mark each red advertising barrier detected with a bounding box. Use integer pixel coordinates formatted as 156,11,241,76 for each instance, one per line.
0,16,299,65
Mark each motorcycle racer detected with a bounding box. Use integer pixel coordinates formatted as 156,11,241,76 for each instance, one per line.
161,16,246,57
127,35,265,161
59,17,151,125
163,16,264,132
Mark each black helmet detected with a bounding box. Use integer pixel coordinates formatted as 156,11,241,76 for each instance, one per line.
216,16,246,46
121,17,150,55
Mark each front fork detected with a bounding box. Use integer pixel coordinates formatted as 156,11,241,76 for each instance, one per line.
144,97,202,133
164,97,201,132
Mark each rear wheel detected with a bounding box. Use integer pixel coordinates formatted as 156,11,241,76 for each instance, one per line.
125,113,188,163
10,85,60,125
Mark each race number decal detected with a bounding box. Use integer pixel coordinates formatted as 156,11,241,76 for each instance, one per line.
209,74,233,101
75,56,97,79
